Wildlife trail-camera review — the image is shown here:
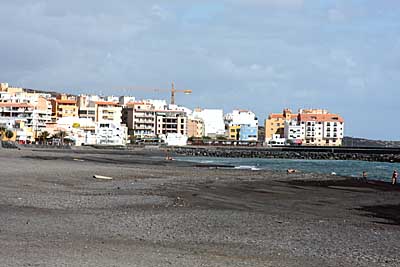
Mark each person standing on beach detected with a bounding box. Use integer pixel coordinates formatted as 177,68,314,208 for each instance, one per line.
362,171,368,182
392,170,398,185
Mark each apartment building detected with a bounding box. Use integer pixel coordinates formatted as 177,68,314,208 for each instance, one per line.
77,95,98,121
122,102,156,138
51,94,78,120
225,109,258,128
0,84,52,139
156,110,187,136
299,113,344,146
32,96,52,133
267,108,345,146
95,101,122,124
225,109,259,141
284,119,305,144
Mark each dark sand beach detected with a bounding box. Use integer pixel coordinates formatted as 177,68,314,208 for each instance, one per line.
0,148,399,266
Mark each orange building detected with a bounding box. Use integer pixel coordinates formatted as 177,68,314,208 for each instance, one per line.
51,94,78,121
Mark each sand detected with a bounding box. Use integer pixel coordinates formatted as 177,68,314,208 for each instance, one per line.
0,148,399,267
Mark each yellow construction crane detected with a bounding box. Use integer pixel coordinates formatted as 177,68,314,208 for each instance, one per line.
117,82,192,105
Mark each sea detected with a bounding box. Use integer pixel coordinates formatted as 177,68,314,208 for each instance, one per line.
175,156,400,182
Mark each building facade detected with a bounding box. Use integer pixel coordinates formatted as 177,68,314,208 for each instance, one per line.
122,102,157,138
95,101,122,124
267,108,345,146
156,110,187,136
265,109,298,142
299,113,344,146
192,108,225,137
95,122,127,145
239,125,258,141
51,95,78,120
187,118,204,138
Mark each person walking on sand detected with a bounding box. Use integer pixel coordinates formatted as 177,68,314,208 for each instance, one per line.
392,170,398,185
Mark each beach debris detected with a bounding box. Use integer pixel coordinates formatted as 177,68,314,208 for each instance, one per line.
287,169,298,174
173,196,186,207
93,175,113,180
331,172,337,176
73,158,85,162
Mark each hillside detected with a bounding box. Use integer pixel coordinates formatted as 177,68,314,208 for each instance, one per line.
343,136,400,148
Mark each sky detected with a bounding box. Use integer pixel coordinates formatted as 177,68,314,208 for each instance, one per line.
1,0,400,140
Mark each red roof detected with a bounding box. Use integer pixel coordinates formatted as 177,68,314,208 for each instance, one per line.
56,99,77,104
299,114,344,123
0,102,33,108
269,113,298,120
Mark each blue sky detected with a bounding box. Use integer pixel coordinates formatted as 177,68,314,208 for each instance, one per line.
1,0,399,140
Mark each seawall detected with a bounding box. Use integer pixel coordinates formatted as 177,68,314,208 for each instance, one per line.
170,146,400,163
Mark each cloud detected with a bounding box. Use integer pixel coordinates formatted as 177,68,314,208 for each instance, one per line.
228,0,304,8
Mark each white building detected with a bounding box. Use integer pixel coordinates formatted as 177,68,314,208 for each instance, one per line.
160,133,188,146
143,99,168,110
322,120,344,146
104,95,120,103
192,108,225,137
119,96,136,107
267,134,287,146
298,113,344,146
95,122,127,145
225,109,258,127
284,119,305,144
168,104,192,115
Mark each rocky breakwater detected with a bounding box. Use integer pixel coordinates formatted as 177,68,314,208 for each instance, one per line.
171,146,400,163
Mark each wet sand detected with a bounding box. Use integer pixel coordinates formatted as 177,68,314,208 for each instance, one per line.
0,148,399,266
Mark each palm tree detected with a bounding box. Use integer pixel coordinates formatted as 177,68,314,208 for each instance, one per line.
53,130,67,145
0,126,6,141
40,131,50,144
0,126,6,147
58,131,67,145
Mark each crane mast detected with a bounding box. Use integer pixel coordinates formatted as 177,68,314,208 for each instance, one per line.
170,82,176,105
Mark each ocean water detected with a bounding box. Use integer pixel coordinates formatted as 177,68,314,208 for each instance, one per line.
176,156,400,182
